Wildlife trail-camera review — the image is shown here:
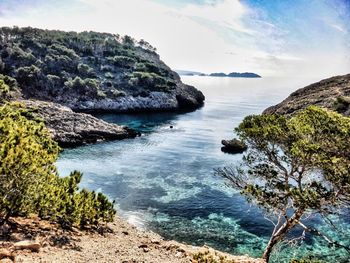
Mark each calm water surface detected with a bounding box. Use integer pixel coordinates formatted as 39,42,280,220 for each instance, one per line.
57,76,349,262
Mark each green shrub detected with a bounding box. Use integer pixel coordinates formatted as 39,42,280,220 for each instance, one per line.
111,89,126,98
136,61,170,77
0,79,10,97
135,62,147,72
0,74,18,97
128,71,175,92
10,46,36,66
97,90,106,98
49,43,79,60
130,71,166,85
110,55,136,68
77,63,95,77
122,35,135,46
0,74,17,88
334,96,350,113
64,77,100,96
0,102,116,228
47,74,61,84
15,65,41,85
36,170,115,228
104,72,114,79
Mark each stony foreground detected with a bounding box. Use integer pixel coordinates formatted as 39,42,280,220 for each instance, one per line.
0,216,264,263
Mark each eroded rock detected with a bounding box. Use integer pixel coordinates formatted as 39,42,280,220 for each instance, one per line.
0,249,13,260
14,240,41,252
22,100,139,147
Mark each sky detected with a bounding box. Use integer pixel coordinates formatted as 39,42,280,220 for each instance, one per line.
0,0,349,77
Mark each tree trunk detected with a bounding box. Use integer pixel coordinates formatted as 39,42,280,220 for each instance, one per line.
262,209,304,262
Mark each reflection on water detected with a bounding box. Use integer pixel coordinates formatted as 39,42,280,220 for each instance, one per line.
57,76,349,262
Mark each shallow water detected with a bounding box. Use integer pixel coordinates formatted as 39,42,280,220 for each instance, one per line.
57,76,349,262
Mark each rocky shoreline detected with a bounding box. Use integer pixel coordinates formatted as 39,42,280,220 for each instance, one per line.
63,84,205,113
8,81,204,148
18,87,204,147
22,100,140,147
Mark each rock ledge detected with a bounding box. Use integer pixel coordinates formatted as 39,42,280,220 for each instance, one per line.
23,100,139,147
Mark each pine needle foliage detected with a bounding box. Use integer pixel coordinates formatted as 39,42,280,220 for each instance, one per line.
0,102,116,228
217,106,350,262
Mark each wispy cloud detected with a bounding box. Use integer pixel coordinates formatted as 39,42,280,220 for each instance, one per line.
330,24,347,33
180,0,252,34
0,0,348,77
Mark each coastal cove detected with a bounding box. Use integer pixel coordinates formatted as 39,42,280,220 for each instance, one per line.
57,76,349,262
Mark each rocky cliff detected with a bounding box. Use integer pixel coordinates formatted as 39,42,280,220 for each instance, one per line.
264,74,350,116
0,27,205,146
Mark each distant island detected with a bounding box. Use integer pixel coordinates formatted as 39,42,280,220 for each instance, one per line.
175,70,207,76
210,72,261,78
176,70,261,78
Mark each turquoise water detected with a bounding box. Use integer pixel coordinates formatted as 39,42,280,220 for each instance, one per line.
57,76,350,262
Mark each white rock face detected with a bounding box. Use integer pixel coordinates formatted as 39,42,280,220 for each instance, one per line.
68,92,179,112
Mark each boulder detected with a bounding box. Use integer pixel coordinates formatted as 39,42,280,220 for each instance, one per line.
221,139,247,154
14,240,41,252
175,84,205,110
0,248,13,260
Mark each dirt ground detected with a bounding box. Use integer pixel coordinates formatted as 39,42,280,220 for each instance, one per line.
0,215,264,263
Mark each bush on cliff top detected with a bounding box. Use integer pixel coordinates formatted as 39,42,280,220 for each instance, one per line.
0,26,174,102
0,102,116,228
0,74,18,100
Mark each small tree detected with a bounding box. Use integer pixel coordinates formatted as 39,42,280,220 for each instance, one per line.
0,102,59,224
0,102,116,228
122,35,135,47
0,79,10,98
217,106,350,262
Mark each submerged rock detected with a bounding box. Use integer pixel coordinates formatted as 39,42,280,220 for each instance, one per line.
23,100,139,147
221,139,247,154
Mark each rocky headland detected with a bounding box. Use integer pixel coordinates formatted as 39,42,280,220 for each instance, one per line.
264,73,350,116
0,27,205,146
0,27,204,112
